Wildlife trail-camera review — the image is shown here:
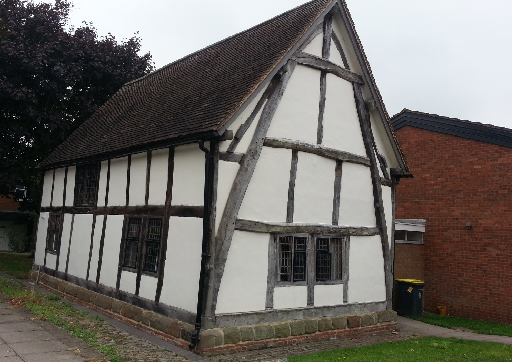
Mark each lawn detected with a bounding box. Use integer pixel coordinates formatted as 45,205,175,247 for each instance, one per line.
0,252,33,279
414,313,512,337
288,337,512,362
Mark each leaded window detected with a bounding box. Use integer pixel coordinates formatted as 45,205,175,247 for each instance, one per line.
316,237,344,281
123,218,142,268
143,219,162,273
278,236,307,282
74,163,100,207
46,214,63,253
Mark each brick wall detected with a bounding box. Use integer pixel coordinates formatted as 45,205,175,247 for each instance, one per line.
395,126,512,324
0,196,19,211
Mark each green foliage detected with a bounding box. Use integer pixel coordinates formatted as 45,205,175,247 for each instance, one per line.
0,252,33,278
7,228,31,252
0,0,154,211
413,313,512,337
288,337,512,362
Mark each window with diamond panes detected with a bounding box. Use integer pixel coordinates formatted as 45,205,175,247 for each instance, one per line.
143,219,162,273
278,236,307,282
46,214,63,252
123,218,142,269
74,163,100,207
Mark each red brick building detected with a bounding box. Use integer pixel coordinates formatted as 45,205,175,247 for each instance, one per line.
391,110,512,324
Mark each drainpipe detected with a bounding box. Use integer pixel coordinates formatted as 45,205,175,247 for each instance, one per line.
190,140,216,349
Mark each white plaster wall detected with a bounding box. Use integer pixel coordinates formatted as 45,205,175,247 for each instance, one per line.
57,215,73,272
216,231,269,314
119,270,137,295
302,33,323,58
67,214,93,280
148,148,169,205
238,147,290,223
64,166,76,206
98,215,124,289
331,14,363,75
108,157,128,206
293,152,335,224
129,152,147,206
160,217,203,312
138,274,158,301
45,253,57,270
52,168,66,206
370,112,399,169
329,39,346,68
40,171,53,207
382,185,393,251
339,163,376,227
171,144,205,206
97,160,109,207
266,65,319,145
348,235,386,303
215,161,239,233
314,284,344,307
273,286,307,310
220,87,265,153
322,74,367,157
34,213,49,265
87,217,104,282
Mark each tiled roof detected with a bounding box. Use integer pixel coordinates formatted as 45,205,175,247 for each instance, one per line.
40,0,333,168
391,109,512,149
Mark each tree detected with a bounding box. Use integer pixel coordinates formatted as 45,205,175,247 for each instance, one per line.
0,0,154,211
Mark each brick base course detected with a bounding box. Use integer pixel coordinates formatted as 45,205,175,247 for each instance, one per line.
31,271,397,355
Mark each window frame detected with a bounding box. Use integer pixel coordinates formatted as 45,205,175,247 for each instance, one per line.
120,215,164,277
73,163,100,207
46,213,63,254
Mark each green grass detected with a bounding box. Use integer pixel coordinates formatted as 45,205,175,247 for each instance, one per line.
0,275,123,361
0,252,33,279
413,313,512,337
288,337,512,362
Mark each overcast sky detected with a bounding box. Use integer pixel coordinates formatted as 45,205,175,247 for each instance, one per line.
58,0,512,128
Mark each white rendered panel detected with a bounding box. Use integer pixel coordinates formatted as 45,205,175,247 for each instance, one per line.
88,217,104,282
52,168,66,206
314,284,344,307
58,215,73,272
348,235,386,303
108,157,128,206
64,166,76,206
331,14,362,75
216,231,269,314
160,217,203,312
172,144,204,206
273,286,307,310
219,87,265,153
370,112,399,169
238,147,290,223
138,274,158,301
267,65,319,145
329,39,346,68
293,153,335,224
45,253,57,270
382,185,393,251
67,214,94,279
98,215,124,288
215,161,239,233
40,171,53,207
97,160,109,207
323,75,366,156
148,148,169,206
339,163,376,227
119,270,137,295
302,33,323,58
129,152,147,206
34,213,49,265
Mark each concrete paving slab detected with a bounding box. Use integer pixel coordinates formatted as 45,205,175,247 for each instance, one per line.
0,315,28,323
0,321,42,333
9,339,70,355
20,351,85,362
1,330,55,344
0,356,24,362
0,344,16,358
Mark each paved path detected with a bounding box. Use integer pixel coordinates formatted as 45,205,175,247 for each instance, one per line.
397,316,512,344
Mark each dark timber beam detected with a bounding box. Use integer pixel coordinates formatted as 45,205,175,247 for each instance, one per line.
292,51,363,85
235,219,379,236
264,138,370,166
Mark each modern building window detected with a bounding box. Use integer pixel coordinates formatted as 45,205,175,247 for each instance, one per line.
394,219,426,244
46,213,63,253
74,163,100,207
121,216,163,275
